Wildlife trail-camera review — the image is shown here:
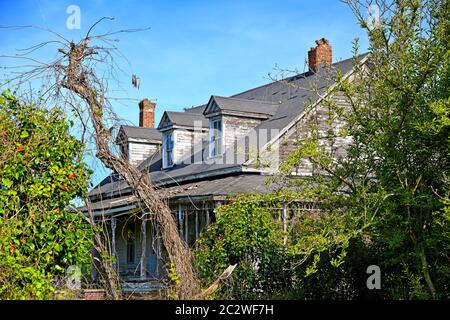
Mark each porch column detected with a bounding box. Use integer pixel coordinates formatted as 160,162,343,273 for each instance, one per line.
111,216,117,271
156,232,161,277
178,203,184,241
195,211,199,239
205,202,210,227
140,215,147,279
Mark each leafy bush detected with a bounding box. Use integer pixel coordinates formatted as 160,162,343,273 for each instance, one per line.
0,89,93,299
194,194,291,299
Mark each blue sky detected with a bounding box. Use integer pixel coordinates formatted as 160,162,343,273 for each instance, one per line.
0,0,369,185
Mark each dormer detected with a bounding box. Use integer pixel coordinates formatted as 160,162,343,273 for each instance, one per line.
203,96,279,158
116,125,162,166
115,99,162,166
158,111,208,169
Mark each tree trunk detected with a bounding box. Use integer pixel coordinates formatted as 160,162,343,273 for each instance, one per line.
60,38,198,298
418,245,437,300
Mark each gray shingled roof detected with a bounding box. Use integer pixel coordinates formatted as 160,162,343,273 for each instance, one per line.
158,111,209,129
183,104,207,114
82,174,274,214
88,154,245,200
120,125,162,141
231,56,365,139
89,54,368,201
205,96,280,117
163,174,274,199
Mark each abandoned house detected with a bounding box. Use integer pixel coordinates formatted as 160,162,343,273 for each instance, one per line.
81,38,368,291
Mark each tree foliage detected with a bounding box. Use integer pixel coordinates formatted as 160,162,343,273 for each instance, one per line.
0,89,93,299
194,194,291,299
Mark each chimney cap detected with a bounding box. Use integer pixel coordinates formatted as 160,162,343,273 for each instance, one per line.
316,38,330,45
139,98,155,108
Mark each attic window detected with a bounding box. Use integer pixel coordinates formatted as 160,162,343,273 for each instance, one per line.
209,118,223,157
163,132,174,168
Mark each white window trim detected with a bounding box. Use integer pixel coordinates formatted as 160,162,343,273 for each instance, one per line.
209,118,224,158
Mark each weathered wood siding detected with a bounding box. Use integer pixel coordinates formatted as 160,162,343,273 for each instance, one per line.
278,92,352,175
173,129,207,165
222,115,261,152
128,141,160,166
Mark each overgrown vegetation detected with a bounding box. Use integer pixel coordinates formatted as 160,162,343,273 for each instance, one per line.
195,0,450,300
195,195,291,299
0,89,93,299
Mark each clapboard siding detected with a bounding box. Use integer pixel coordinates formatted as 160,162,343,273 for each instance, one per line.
278,92,352,175
223,115,261,152
129,142,160,166
174,130,192,164
174,129,207,165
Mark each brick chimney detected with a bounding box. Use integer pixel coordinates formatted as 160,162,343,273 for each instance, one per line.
308,38,332,72
139,98,156,128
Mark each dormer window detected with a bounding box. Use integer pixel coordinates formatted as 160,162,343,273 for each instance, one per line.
115,125,162,166
163,132,174,168
209,118,223,157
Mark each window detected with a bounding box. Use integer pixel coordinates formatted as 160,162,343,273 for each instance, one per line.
209,119,222,157
163,132,174,168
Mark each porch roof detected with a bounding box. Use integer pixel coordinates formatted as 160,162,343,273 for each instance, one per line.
79,174,275,216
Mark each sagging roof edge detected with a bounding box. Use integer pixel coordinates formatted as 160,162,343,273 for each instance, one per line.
83,195,230,217
89,165,264,201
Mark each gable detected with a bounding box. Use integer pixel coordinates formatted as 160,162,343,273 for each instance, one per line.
158,112,173,131
204,95,280,119
243,56,369,168
115,127,127,145
203,96,221,115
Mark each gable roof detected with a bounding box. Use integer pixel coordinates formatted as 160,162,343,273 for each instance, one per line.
117,125,162,143
204,95,280,118
158,111,209,130
90,54,369,201
115,125,162,144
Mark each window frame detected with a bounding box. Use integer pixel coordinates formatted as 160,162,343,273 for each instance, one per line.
163,131,174,168
209,118,223,158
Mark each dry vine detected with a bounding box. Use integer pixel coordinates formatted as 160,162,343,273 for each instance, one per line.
56,35,198,299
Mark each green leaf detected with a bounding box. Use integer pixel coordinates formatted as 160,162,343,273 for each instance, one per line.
2,178,13,187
